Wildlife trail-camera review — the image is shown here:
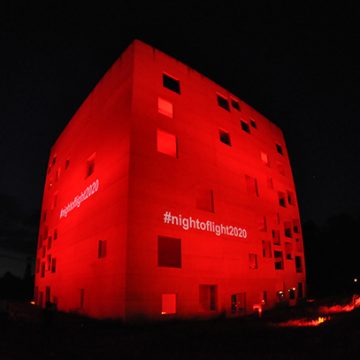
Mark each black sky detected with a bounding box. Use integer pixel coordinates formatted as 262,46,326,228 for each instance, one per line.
1,3,360,271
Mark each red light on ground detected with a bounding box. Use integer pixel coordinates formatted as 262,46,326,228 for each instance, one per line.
276,316,330,327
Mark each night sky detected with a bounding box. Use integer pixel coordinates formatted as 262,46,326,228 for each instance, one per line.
1,3,359,280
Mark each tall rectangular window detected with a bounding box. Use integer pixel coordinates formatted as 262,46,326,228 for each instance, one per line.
163,73,181,94
272,230,281,245
161,294,177,315
217,94,230,111
249,253,258,269
199,285,217,311
231,292,246,314
287,191,295,205
41,262,45,278
295,256,303,272
262,240,272,258
98,240,107,258
245,175,259,197
258,216,267,232
274,251,284,270
86,153,96,178
51,258,57,273
158,236,181,268
284,221,292,238
196,188,214,212
157,129,178,158
158,97,173,118
219,129,231,146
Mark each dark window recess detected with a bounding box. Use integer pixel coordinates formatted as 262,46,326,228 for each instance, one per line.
284,222,292,238
295,256,303,272
42,210,47,223
262,240,272,258
51,258,56,273
199,285,217,311
219,130,231,146
52,156,56,166
241,121,250,133
41,262,45,278
274,251,284,270
54,229,58,240
98,240,107,258
163,74,181,94
86,155,95,178
272,230,281,245
65,159,70,170
278,192,286,207
287,191,294,205
217,95,230,111
231,292,246,314
250,119,257,128
293,220,300,234
196,188,214,212
158,236,181,268
231,99,240,111
276,144,284,155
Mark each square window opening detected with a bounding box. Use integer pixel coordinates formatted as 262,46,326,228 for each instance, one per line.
241,121,250,133
217,94,230,111
219,129,231,146
163,73,181,94
158,236,181,268
157,129,178,158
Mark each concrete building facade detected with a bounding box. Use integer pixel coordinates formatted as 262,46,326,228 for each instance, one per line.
34,40,306,320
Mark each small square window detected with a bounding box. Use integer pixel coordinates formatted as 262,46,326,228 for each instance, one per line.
158,97,173,118
196,188,214,213
219,129,231,146
293,219,300,234
241,121,250,133
65,159,70,170
47,255,51,271
217,94,230,111
250,119,257,128
158,236,181,268
276,144,284,155
157,129,178,158
86,154,96,178
249,253,258,269
161,294,177,315
163,74,181,94
231,98,240,111
98,240,107,259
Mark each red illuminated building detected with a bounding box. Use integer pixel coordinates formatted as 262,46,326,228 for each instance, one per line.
34,40,306,320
